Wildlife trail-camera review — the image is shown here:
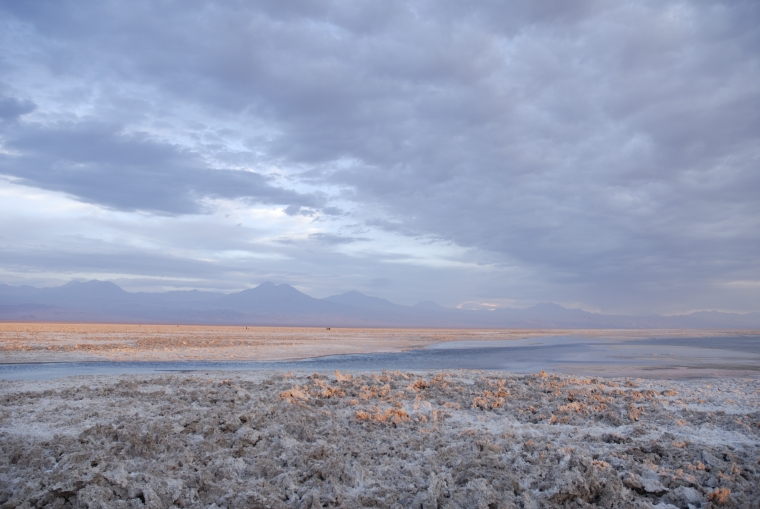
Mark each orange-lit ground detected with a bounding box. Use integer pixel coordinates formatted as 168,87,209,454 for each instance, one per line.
0,322,752,364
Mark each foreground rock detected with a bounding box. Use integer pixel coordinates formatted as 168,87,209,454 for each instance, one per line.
1,371,758,508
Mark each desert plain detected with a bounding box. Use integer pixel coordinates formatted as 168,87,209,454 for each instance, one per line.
1,323,758,366
1,323,759,508
0,323,554,363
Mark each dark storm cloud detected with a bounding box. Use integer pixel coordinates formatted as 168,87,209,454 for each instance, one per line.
1,0,759,310
0,119,321,213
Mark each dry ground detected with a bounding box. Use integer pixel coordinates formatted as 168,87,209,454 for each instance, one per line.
1,370,759,508
0,323,752,364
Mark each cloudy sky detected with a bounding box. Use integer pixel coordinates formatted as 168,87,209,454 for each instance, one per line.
0,0,758,314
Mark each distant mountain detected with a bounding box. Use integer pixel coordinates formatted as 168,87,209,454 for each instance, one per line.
217,282,363,324
413,300,446,310
0,279,758,328
221,281,318,310
324,291,405,310
0,280,131,309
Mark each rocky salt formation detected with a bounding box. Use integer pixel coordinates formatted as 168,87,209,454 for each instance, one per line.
0,371,759,508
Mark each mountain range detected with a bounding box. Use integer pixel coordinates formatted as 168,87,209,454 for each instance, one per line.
0,280,759,329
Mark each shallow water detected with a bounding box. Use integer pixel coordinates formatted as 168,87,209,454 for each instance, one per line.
1,334,758,380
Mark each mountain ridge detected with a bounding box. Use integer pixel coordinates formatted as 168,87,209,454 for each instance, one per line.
0,280,758,328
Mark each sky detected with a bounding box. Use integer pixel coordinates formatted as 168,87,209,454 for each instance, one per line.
0,0,758,314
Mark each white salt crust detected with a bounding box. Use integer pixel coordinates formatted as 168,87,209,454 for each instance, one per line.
1,371,758,508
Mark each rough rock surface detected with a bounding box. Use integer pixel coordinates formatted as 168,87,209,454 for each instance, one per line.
1,371,759,508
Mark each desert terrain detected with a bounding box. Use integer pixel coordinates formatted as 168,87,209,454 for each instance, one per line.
1,322,756,364
1,324,759,508
0,323,548,363
1,370,759,508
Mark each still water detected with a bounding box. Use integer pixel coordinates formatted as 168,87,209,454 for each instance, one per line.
1,334,759,380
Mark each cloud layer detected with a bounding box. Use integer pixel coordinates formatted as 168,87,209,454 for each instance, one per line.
0,0,758,312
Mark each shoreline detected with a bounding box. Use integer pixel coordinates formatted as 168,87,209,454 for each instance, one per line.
2,324,759,381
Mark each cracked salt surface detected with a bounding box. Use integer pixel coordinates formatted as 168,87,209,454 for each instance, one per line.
1,370,759,508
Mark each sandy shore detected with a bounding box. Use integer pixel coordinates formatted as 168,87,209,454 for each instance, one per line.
1,323,755,364
1,370,758,508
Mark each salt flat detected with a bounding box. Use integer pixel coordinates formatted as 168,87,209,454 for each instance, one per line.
1,324,759,380
1,324,758,369
1,325,759,508
1,370,759,508
0,323,554,363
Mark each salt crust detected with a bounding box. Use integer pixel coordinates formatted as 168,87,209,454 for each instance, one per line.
1,370,759,508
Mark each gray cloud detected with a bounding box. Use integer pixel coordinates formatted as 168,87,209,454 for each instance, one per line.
0,0,758,312
283,205,316,217
0,118,322,213
308,233,370,245
0,94,35,121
